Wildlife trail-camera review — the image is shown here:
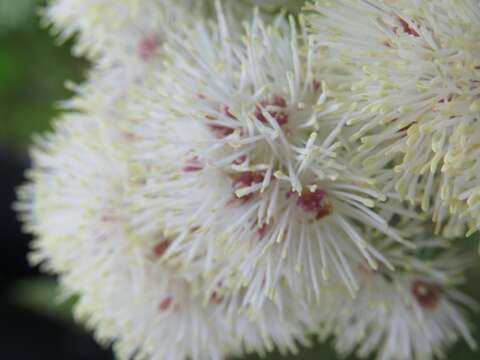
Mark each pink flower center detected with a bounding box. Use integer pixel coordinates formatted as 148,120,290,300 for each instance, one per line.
208,124,235,137
396,17,419,37
255,95,289,126
207,106,237,138
411,280,442,310
183,156,203,173
233,172,264,189
312,80,322,92
224,106,237,120
233,155,247,165
153,240,171,258
100,215,116,222
139,35,160,61
296,189,333,220
159,297,173,312
256,222,270,239
232,171,264,202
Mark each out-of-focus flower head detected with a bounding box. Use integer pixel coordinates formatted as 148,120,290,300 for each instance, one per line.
16,113,322,360
318,227,478,360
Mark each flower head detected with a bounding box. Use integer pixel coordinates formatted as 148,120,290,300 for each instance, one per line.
44,0,176,65
307,0,480,235
16,113,320,360
319,239,477,360
127,10,417,310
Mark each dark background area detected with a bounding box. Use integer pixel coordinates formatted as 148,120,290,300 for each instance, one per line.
0,1,478,359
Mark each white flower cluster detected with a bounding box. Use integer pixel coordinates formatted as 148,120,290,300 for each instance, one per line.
16,1,480,360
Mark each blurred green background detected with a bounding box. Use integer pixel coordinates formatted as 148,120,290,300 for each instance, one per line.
0,0,85,151
0,1,478,359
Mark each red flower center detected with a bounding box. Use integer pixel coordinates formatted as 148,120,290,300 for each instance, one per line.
139,36,160,60
396,17,419,37
296,189,333,220
255,95,289,126
183,156,203,173
411,280,442,310
208,106,237,138
257,223,270,238
153,240,171,259
159,297,173,312
233,172,264,189
232,171,264,202
208,124,235,137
